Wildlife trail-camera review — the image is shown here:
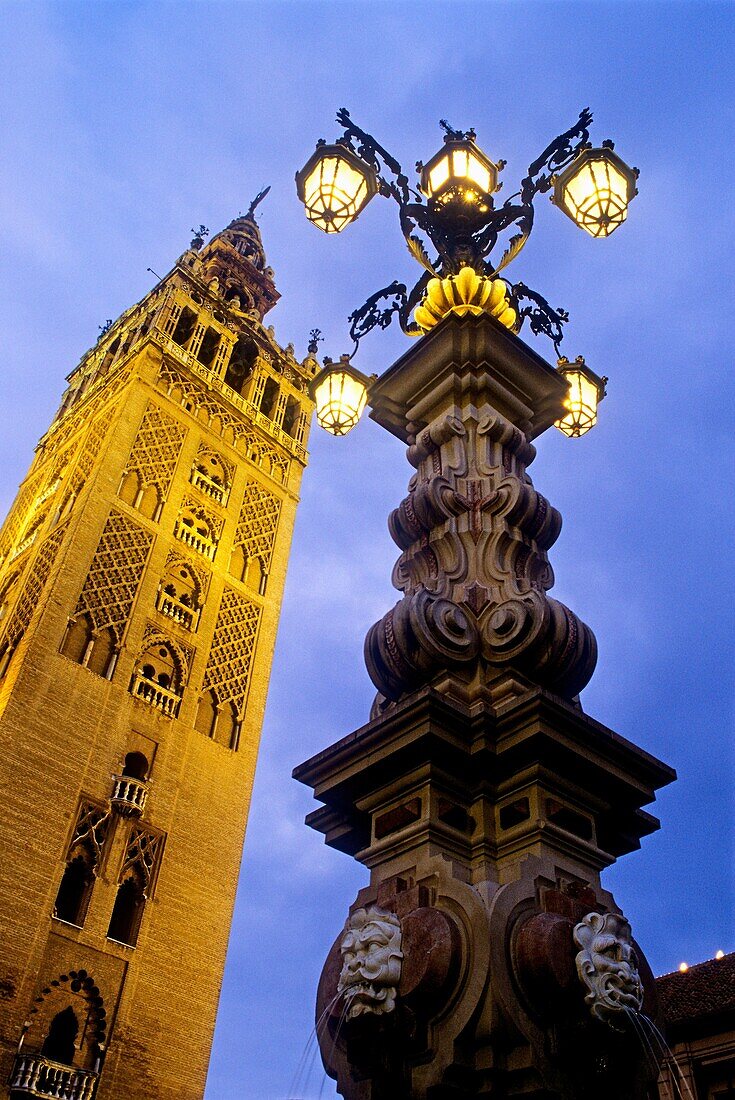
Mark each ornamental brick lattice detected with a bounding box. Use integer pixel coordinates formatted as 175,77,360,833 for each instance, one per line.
233,480,281,569
73,511,154,641
203,587,261,714
2,526,66,649
123,400,187,494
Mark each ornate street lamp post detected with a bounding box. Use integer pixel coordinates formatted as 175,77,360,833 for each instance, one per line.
297,107,636,441
293,110,671,1100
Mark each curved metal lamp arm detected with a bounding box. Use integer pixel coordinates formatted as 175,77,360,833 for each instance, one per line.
336,108,420,208
508,282,570,356
521,107,593,204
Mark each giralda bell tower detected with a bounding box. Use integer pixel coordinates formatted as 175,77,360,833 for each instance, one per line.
0,200,315,1099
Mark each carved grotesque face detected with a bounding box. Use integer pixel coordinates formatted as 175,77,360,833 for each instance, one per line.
573,911,644,1026
337,906,403,1018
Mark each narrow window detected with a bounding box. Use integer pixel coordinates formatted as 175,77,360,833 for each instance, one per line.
54,854,95,927
86,627,115,678
224,336,258,395
197,327,221,368
195,690,218,738
60,614,93,665
171,307,197,348
259,377,280,420
107,875,145,947
282,396,301,438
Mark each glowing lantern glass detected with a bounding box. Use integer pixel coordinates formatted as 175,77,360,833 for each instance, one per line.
295,143,377,234
310,358,369,436
420,135,498,215
555,356,607,438
553,144,638,238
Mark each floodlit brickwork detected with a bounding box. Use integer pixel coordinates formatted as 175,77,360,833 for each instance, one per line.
0,214,316,1099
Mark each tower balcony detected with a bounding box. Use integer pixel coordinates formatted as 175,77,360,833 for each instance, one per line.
110,774,149,817
173,520,217,560
9,1053,98,1100
156,589,197,631
131,671,181,718
190,467,227,504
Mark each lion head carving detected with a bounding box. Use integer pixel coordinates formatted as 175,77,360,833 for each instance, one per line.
337,906,403,1019
573,911,644,1026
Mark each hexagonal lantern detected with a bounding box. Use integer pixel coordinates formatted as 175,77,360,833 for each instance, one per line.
552,141,638,238
309,356,370,436
555,355,607,437
420,131,500,219
296,142,378,234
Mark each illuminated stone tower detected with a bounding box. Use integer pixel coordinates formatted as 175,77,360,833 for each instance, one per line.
0,205,315,1099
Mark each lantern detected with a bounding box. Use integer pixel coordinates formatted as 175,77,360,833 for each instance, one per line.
310,356,370,436
420,131,499,218
552,142,638,238
555,356,607,438
295,142,378,234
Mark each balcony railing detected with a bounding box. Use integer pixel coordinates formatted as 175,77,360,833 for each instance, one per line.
156,590,197,631
190,467,227,504
9,528,39,563
131,672,181,718
9,1053,98,1100
110,774,149,817
173,521,216,560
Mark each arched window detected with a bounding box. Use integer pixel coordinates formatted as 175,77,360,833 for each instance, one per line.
197,327,221,368
60,614,94,665
175,507,216,558
191,452,230,504
132,638,183,715
160,561,201,611
139,642,178,691
86,627,115,678
122,751,149,781
107,874,145,947
214,702,240,750
60,617,115,678
40,1006,79,1066
229,544,246,583
54,852,95,927
245,556,266,594
138,483,161,521
224,336,258,395
194,690,218,738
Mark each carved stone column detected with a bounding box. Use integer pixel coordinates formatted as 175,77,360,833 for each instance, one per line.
295,314,675,1100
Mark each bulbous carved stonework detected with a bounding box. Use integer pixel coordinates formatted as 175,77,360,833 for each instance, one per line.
365,588,480,702
337,906,403,1019
364,402,597,703
573,911,644,1027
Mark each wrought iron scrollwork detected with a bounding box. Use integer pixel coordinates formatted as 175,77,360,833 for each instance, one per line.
324,107,597,355
507,283,570,356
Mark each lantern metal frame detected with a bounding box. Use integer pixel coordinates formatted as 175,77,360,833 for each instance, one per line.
297,108,636,357
551,140,639,238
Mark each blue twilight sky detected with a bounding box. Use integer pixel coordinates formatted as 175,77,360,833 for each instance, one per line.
1,2,734,1097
